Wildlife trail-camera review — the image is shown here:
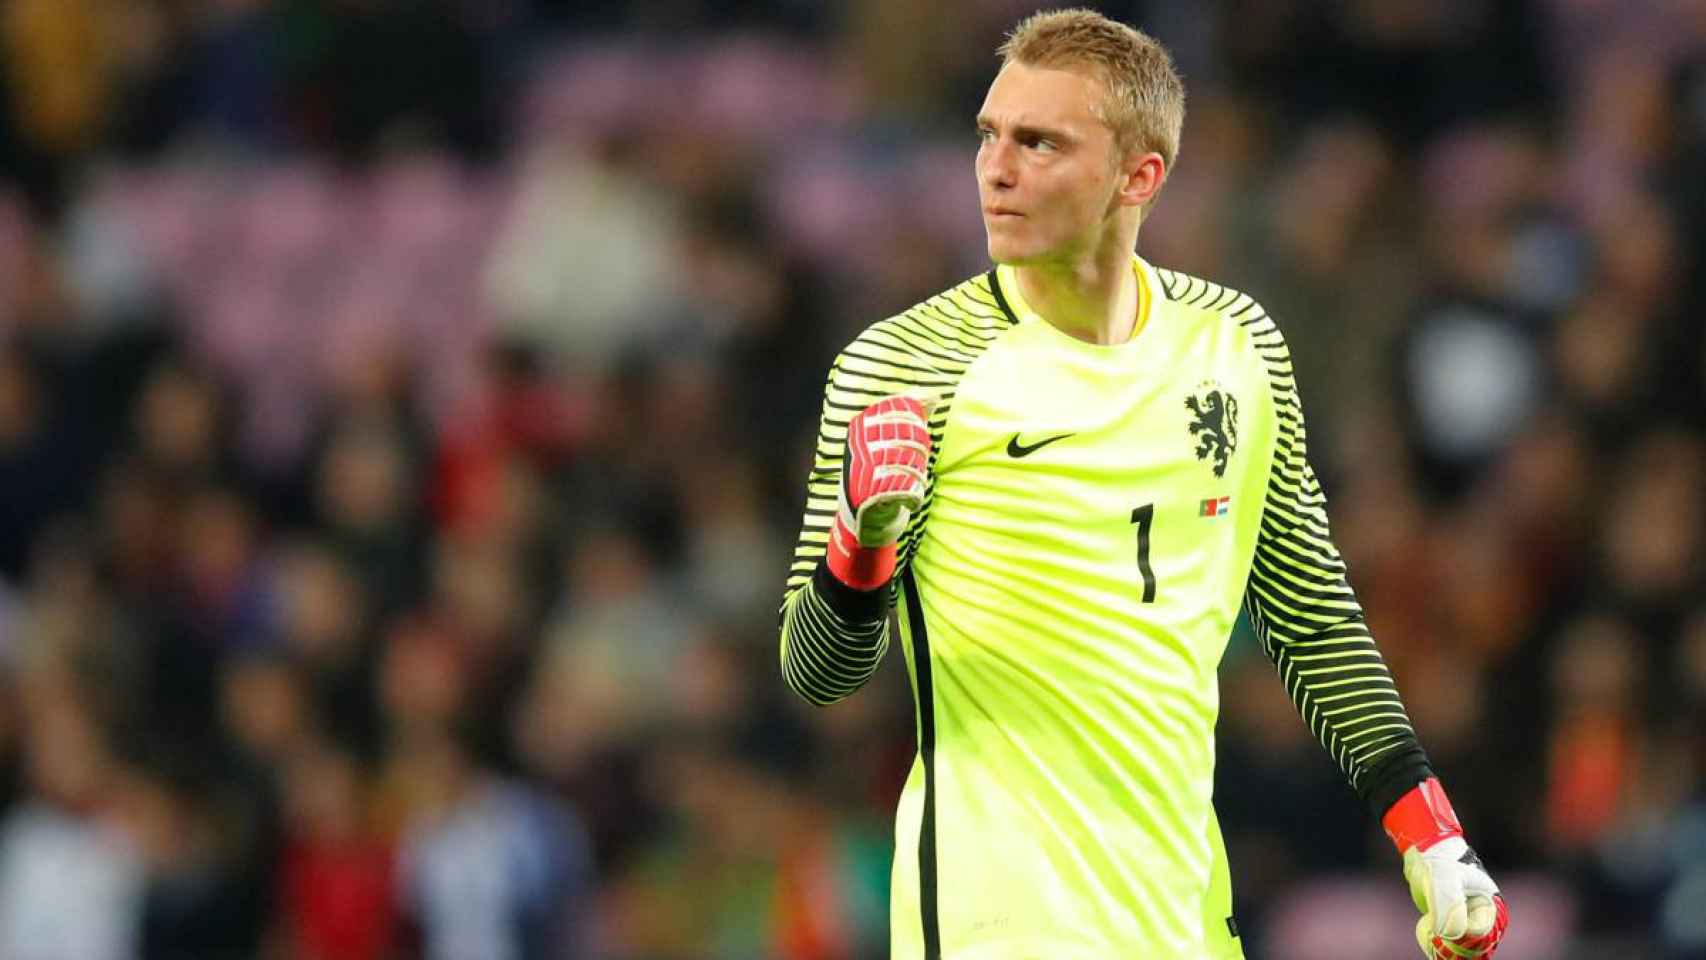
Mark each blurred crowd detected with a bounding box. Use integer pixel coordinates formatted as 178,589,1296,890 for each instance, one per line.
0,0,1704,958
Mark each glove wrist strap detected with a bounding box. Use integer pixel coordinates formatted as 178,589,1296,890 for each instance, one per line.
1382,777,1463,855
827,516,898,591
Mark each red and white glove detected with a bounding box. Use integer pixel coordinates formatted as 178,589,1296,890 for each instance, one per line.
826,395,933,591
1383,778,1510,959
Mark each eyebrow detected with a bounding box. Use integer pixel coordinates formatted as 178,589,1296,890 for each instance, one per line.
976,115,1076,144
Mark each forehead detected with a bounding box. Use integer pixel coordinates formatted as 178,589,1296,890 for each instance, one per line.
979,61,1109,133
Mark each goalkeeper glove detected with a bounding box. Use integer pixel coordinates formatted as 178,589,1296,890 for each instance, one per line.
1383,778,1510,959
826,395,932,591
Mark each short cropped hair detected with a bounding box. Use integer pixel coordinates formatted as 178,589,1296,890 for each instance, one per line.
998,8,1185,170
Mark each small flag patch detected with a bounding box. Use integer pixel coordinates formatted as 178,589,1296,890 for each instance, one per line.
1199,496,1231,517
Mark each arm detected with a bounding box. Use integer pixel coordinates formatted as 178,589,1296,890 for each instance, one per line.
779,348,933,706
1244,317,1507,959
1242,370,1430,816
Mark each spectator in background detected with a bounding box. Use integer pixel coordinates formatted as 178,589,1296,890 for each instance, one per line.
271,539,381,758
124,749,274,959
0,0,120,219
174,486,270,646
483,136,687,371
220,649,316,770
277,741,398,960
605,731,881,960
313,420,427,619
130,354,235,493
393,722,593,960
0,672,144,960
0,344,94,583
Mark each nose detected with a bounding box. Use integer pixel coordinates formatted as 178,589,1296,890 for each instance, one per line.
979,138,1016,192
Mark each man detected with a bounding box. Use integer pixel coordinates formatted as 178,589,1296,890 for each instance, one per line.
779,9,1509,959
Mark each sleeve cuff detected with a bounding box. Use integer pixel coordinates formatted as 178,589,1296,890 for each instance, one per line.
813,558,893,625
1381,777,1463,853
1358,745,1435,822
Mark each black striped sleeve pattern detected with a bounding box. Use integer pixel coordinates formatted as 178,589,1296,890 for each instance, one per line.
1157,269,1432,816
779,276,1015,706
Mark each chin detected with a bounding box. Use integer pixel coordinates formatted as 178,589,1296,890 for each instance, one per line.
986,244,1045,267
985,235,1037,265
985,222,1064,265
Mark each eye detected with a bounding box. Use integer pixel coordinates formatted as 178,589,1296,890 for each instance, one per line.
977,126,995,143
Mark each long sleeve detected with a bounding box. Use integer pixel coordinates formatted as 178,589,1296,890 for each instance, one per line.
780,561,893,706
1242,305,1434,817
779,336,946,705
778,280,1007,706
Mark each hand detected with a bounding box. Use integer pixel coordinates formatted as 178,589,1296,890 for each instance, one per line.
1403,835,1508,958
1384,779,1509,959
827,395,933,590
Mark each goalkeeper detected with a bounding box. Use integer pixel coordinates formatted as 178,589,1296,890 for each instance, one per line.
778,8,1508,959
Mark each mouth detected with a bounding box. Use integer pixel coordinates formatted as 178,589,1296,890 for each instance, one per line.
985,208,1024,219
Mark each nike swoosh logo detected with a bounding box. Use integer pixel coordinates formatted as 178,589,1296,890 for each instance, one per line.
1006,432,1075,458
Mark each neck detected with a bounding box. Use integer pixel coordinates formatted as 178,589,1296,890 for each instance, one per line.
1014,234,1142,346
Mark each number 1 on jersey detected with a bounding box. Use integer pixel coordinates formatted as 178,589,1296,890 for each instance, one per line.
1130,503,1156,602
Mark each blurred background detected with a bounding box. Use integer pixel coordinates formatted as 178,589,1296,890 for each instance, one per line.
0,0,1702,957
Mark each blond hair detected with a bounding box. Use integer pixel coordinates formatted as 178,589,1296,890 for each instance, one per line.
998,8,1185,170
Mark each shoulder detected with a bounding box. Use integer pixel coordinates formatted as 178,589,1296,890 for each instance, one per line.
1152,266,1272,331
1150,265,1300,421
1152,265,1292,360
835,271,1018,382
860,271,1014,348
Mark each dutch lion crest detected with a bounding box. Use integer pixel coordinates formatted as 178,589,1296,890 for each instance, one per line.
1185,383,1239,478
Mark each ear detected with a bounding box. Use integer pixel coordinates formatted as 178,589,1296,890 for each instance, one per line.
1116,149,1166,209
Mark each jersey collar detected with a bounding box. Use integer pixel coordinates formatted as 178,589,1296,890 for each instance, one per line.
993,254,1153,347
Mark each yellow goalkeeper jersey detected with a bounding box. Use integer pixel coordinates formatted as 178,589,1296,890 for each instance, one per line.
779,256,1430,959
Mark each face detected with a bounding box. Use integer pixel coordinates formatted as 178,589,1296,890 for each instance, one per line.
977,62,1152,265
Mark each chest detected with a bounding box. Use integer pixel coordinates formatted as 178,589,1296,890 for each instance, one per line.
909,319,1276,662
915,325,1271,617
934,325,1263,517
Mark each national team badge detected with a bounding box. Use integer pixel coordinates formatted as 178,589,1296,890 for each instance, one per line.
1185,381,1239,479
